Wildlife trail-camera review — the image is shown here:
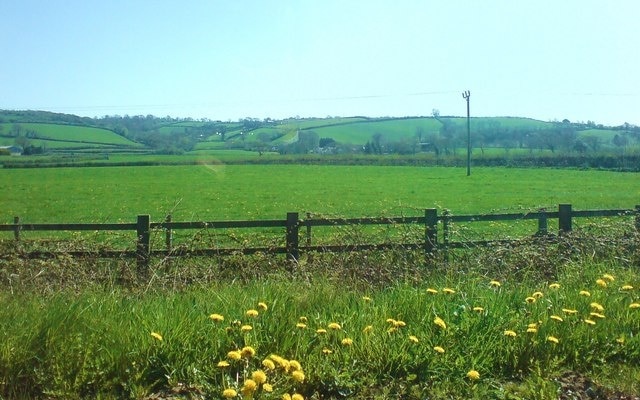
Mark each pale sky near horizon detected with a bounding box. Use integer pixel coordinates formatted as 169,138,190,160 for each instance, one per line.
1,1,638,125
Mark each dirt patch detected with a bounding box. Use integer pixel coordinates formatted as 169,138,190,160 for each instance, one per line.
555,371,639,400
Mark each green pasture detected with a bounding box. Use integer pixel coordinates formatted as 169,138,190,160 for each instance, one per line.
0,123,140,146
1,165,638,225
310,118,442,144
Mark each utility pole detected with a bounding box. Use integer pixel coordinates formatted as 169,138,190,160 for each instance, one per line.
462,90,471,176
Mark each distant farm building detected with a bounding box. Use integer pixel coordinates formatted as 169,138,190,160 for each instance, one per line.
0,145,23,156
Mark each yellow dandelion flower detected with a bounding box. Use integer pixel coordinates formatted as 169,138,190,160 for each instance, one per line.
504,330,517,337
532,291,544,299
257,302,268,311
527,322,538,329
629,303,640,309
433,316,447,330
217,361,230,368
584,319,596,325
262,359,276,370
263,383,273,392
292,394,304,400
466,370,480,380
525,296,536,304
408,335,419,343
550,315,563,322
209,313,224,322
490,280,501,287
328,322,342,330
547,336,559,344
227,350,242,361
549,283,561,289
242,379,257,393
393,320,406,328
433,346,445,354
252,370,267,384
473,306,484,313
443,288,456,294
241,325,253,332
596,279,607,288
222,388,237,398
289,360,302,371
299,316,308,323
602,274,615,282
527,327,538,333
616,337,625,344
241,346,256,358
316,328,327,334
246,309,259,318
590,312,605,319
322,348,333,355
387,326,398,334
291,370,305,383
590,302,604,312
579,290,591,297
296,322,307,329
282,394,292,400
150,332,163,341
363,325,373,334
362,296,372,302
341,338,353,346
270,355,290,370
386,318,396,324
621,285,633,291
426,288,439,294
562,308,578,315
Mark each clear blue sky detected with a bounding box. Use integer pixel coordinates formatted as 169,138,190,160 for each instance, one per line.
1,1,638,125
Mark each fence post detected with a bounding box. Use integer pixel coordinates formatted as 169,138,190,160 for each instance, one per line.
13,216,20,241
442,209,450,262
537,208,548,235
635,205,640,233
165,214,173,253
558,204,572,233
136,214,151,276
425,208,438,256
286,212,299,262
306,212,312,247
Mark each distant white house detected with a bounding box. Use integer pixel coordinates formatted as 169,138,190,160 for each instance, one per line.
0,145,23,156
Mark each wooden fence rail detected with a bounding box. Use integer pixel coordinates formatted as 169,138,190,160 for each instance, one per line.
2,204,639,275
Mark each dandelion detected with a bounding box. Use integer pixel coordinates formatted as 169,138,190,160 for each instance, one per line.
363,325,373,334
150,332,163,341
547,336,559,344
532,291,544,299
282,395,291,400
262,359,276,370
527,327,538,333
473,306,484,313
387,326,398,334
316,328,327,335
590,312,605,319
291,370,305,383
209,313,224,322
322,348,333,355
426,288,439,294
241,325,253,332
602,274,615,282
584,319,596,325
362,296,372,302
242,379,257,394
299,316,308,323
433,316,447,330
527,322,538,329
616,337,625,344
341,338,353,346
292,394,304,400
504,330,517,337
579,290,591,297
409,335,419,343
222,388,237,398
562,308,578,315
289,360,302,371
258,302,268,311
621,285,634,291
443,288,456,294
270,355,290,370
246,309,259,318
296,322,307,329
328,322,342,330
590,302,604,312
217,361,230,368
490,280,501,287
393,320,406,328
596,279,607,288
386,318,396,324
525,296,536,304
466,370,480,380
241,346,256,358
550,315,563,322
433,346,445,354
252,370,267,384
549,283,561,289
629,303,640,309
227,350,242,361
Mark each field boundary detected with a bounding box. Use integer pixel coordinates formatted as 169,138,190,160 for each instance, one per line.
2,204,638,274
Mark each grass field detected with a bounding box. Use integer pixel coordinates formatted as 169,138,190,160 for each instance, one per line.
0,122,141,146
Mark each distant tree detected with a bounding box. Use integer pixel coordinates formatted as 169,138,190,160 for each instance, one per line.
612,134,628,148
319,138,336,148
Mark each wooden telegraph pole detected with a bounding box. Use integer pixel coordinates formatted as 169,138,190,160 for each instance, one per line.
462,90,471,176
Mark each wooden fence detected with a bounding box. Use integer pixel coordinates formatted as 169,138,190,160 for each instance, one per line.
2,204,639,275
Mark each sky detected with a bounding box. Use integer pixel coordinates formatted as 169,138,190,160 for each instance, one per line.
1,1,639,126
